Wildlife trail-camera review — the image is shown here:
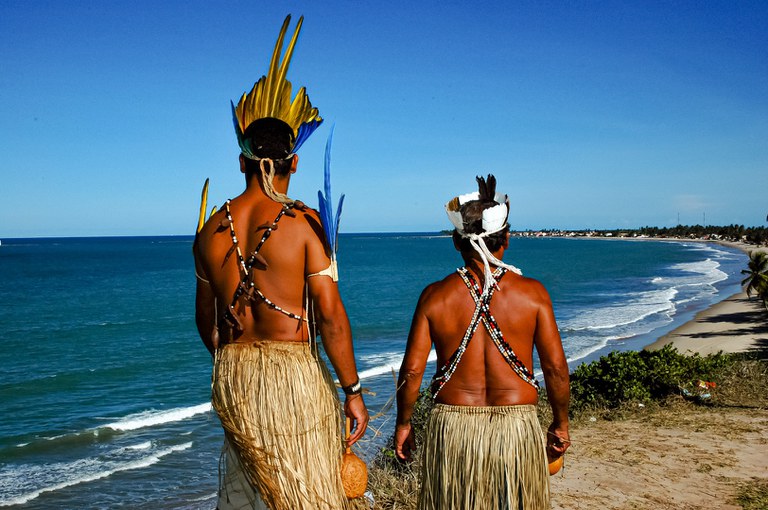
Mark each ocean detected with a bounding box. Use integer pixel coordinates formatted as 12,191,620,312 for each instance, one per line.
0,235,747,508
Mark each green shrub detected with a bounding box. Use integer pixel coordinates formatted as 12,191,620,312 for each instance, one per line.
569,345,734,411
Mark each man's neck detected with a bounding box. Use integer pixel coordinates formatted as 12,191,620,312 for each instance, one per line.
462,250,506,270
244,173,291,198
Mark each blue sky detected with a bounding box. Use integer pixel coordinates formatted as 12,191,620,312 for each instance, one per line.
1,1,766,237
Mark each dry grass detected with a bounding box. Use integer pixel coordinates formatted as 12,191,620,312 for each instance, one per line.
366,461,421,509
711,358,768,408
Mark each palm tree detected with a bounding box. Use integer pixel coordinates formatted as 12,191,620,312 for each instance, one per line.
741,250,768,311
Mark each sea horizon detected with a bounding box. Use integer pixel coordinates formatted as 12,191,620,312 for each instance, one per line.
0,234,748,508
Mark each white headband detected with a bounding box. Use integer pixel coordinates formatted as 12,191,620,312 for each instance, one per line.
445,191,522,297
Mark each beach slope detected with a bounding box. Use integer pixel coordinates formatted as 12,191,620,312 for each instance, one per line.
550,405,768,509
645,291,768,356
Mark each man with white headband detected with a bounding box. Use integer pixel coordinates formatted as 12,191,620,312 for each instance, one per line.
395,175,570,509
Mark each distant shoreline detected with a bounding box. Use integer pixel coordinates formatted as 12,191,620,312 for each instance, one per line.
509,232,765,255
644,243,767,356
533,235,765,357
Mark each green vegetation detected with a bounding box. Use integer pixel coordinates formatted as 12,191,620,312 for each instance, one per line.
568,346,733,412
637,224,768,245
368,391,433,509
741,250,768,311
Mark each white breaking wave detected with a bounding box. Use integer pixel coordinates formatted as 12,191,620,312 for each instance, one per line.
14,402,226,450
558,255,731,365
356,350,437,381
665,258,728,287
0,442,193,507
102,403,212,432
564,287,678,332
563,256,727,335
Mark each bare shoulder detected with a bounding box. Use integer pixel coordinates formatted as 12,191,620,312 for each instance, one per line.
416,272,462,311
294,205,326,245
510,274,554,306
194,207,228,253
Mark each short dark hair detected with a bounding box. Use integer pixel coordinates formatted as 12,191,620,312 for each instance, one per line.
242,117,295,176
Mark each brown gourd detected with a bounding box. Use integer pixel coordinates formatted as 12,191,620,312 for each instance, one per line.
341,417,368,498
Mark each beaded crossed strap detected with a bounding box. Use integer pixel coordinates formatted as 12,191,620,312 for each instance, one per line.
221,200,306,332
430,267,539,398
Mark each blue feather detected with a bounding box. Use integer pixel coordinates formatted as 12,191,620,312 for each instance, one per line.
318,126,342,257
334,194,345,254
317,191,330,245
294,118,323,153
231,101,254,158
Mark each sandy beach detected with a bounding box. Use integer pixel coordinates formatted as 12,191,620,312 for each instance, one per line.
549,242,768,509
645,291,768,356
645,243,767,357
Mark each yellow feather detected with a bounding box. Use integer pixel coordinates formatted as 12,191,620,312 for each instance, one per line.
272,16,303,113
265,16,290,116
197,178,210,233
232,15,319,140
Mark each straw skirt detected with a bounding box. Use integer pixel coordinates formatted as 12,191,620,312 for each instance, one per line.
419,404,550,510
212,341,349,510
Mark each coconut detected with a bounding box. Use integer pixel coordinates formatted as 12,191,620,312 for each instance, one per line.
341,418,368,498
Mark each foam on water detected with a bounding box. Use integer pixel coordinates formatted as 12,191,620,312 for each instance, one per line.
10,403,213,452
0,442,193,507
559,255,729,359
563,287,678,332
123,441,152,451
102,403,212,432
657,258,728,288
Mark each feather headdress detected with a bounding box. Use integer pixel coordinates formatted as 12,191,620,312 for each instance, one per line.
317,126,344,281
232,15,322,158
445,175,522,296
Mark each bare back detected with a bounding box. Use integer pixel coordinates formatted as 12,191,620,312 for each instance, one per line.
408,266,561,407
194,192,331,343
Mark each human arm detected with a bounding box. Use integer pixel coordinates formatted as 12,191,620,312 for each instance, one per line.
303,213,368,445
395,289,434,461
533,284,571,458
307,274,368,445
193,240,217,357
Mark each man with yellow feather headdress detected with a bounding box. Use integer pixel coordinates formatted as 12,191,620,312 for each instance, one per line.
193,15,368,510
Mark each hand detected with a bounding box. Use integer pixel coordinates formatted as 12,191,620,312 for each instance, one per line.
546,423,570,461
394,423,415,461
344,394,368,446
